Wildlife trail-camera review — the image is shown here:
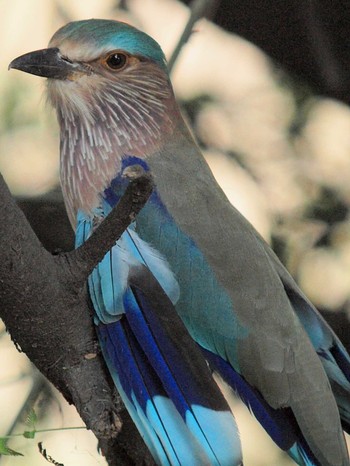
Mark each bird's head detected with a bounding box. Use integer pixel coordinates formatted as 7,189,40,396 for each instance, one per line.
10,20,180,219
10,19,167,79
9,19,176,142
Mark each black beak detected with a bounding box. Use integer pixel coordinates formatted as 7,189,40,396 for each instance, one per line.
9,47,85,80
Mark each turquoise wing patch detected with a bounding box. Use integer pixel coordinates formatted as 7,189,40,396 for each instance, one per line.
75,209,180,324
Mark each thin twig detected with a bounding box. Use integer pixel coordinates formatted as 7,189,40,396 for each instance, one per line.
5,370,48,438
53,0,72,24
168,0,220,72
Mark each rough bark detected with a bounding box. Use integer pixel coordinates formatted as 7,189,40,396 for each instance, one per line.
0,172,155,466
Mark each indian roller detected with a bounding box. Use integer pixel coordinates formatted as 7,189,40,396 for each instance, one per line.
9,19,350,466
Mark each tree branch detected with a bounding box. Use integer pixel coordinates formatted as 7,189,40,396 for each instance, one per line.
0,172,154,465
66,171,153,281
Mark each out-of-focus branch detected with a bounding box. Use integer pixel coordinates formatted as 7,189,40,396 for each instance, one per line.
168,0,219,72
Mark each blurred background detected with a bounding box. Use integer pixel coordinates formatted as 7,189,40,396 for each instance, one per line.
1,0,350,464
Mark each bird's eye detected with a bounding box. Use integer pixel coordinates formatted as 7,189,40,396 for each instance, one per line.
105,52,128,70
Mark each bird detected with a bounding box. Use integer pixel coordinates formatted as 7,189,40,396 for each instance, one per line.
9,19,350,466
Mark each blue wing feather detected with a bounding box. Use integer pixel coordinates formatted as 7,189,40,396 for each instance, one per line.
127,275,242,465
98,321,186,466
77,154,350,465
97,284,241,465
76,207,242,465
126,287,241,464
133,178,350,464
202,348,318,465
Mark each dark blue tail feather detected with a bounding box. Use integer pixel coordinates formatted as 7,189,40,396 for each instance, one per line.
202,348,319,466
97,266,242,465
